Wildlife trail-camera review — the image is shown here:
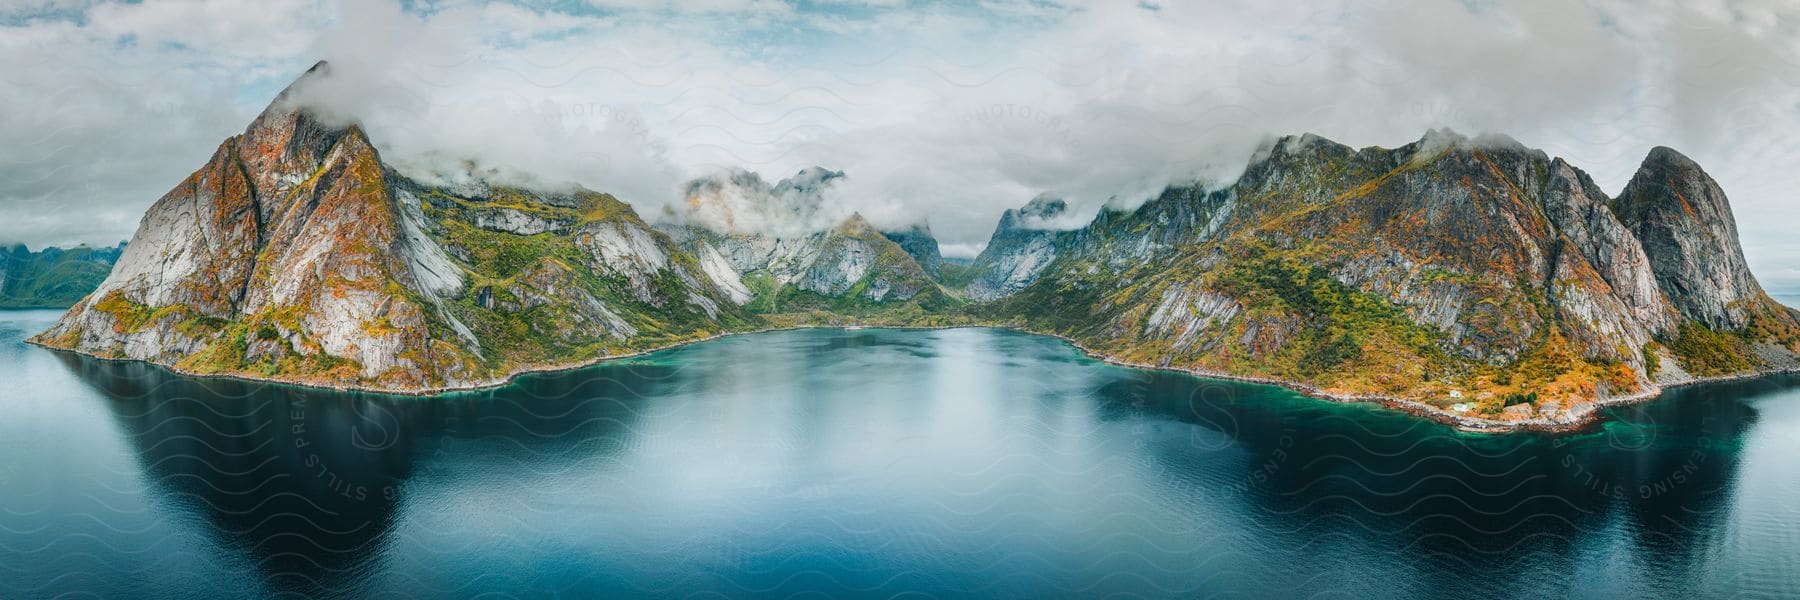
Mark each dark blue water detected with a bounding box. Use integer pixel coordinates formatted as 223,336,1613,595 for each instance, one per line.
3,308,1799,598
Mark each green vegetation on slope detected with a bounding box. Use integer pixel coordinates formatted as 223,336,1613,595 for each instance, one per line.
1668,321,1759,377
421,185,757,370
1,244,123,308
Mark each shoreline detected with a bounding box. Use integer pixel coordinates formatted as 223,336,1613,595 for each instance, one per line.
26,322,1800,434
26,321,980,398
1031,329,1798,434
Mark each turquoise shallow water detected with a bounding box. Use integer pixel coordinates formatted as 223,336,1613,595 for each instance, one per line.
3,308,1799,598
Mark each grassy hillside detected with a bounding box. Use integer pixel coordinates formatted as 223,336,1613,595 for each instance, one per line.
1,244,123,308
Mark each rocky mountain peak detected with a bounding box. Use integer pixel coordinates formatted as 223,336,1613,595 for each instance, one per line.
1612,145,1763,329
773,166,845,197
836,212,875,234
36,60,759,392
1247,133,1356,171
676,166,846,237
1642,145,1702,171
964,195,1073,301
237,60,355,206
998,195,1068,231
1417,127,1467,146
880,222,944,279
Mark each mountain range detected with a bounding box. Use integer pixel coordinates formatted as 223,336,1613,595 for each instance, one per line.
32,63,1800,431
1,243,125,308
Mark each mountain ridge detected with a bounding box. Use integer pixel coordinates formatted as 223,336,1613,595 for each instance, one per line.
970,129,1800,427
30,65,1799,432
0,243,125,308
33,62,754,391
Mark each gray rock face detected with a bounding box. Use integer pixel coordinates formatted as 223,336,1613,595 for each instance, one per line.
34,62,748,393
39,99,473,385
689,240,752,304
664,206,938,305
793,235,874,296
1612,147,1764,330
664,164,942,305
980,129,1798,407
472,207,572,235
964,196,1069,301
881,224,943,279
574,220,673,305
665,226,834,287
501,260,637,342
1540,158,1678,335
79,136,264,319
1144,283,1241,353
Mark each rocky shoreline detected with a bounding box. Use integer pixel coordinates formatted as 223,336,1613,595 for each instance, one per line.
1034,329,1800,435
31,323,1799,435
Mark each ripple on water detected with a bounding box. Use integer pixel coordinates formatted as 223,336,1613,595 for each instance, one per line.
1,316,1798,598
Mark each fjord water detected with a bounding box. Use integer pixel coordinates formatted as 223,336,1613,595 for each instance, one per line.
4,310,1799,598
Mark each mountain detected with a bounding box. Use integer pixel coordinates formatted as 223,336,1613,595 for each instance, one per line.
664,215,950,315
31,61,1797,429
881,223,944,279
32,62,750,392
1612,147,1773,330
661,168,953,316
961,195,1070,301
976,130,1800,426
0,242,125,308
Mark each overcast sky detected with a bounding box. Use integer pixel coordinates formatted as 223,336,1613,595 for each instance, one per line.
3,0,1799,289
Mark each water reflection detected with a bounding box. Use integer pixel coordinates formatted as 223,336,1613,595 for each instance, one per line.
56,353,672,596
17,327,1800,598
1101,366,1768,597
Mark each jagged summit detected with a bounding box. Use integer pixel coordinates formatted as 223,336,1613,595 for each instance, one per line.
836,211,874,231
660,167,947,308
973,129,1797,426
1612,144,1767,329
33,62,752,392
675,166,849,237
880,222,945,279
971,195,1071,243
1011,195,1068,225
30,69,1797,431
774,166,844,197
1643,145,1702,169
251,60,331,119
962,195,1070,301
660,205,945,309
1248,132,1354,169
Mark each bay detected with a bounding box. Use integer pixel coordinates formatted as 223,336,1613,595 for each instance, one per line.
3,309,1798,598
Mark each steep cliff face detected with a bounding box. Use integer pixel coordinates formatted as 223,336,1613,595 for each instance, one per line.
963,196,1070,301
666,214,945,312
33,62,751,392
35,109,479,388
662,168,949,313
1612,147,1765,330
881,223,944,279
30,61,1795,423
982,130,1799,423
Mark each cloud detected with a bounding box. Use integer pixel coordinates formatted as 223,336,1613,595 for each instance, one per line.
670,166,850,237
3,0,1800,291
0,0,326,249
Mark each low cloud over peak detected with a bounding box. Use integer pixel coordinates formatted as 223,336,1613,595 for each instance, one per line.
5,0,1800,290
668,166,855,238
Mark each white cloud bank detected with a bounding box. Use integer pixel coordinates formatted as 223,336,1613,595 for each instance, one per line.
2,0,1799,287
